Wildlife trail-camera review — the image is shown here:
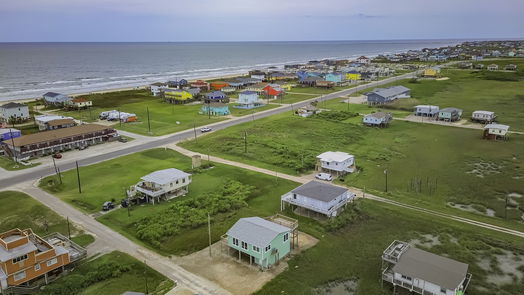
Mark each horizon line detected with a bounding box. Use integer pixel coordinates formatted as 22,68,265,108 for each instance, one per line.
1,37,524,43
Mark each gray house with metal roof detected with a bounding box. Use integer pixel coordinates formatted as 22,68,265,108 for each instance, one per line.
225,217,291,268
281,181,355,218
382,240,471,295
127,168,192,204
366,86,411,105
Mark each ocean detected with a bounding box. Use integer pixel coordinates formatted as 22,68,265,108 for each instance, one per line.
0,40,464,101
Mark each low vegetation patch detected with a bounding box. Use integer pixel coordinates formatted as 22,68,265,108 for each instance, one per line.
37,251,173,295
312,110,359,121
135,179,253,246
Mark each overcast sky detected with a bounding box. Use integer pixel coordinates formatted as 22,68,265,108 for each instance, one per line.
1,0,523,42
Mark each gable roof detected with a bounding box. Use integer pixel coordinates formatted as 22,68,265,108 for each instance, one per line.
0,102,27,109
393,247,468,290
141,168,191,185
365,112,391,119
47,118,76,127
43,92,61,98
227,217,290,248
205,91,226,99
291,181,347,202
317,151,353,162
440,107,462,113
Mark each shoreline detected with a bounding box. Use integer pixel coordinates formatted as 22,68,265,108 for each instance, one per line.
0,40,464,104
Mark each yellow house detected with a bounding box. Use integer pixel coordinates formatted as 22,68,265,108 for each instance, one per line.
279,83,295,91
164,89,193,104
422,67,440,78
345,72,361,81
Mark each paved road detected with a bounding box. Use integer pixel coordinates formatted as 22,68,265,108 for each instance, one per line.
8,183,232,295
0,71,417,188
172,145,524,238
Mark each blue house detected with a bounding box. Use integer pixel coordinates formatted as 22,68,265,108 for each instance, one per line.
43,92,72,106
200,102,230,116
167,79,188,88
365,86,411,105
204,91,228,103
0,128,21,142
324,72,344,83
235,91,262,109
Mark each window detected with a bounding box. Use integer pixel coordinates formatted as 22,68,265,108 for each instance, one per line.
265,245,271,252
253,246,260,252
34,264,41,271
182,178,186,183
232,238,239,246
241,241,248,250
46,258,58,267
13,271,26,281
293,193,297,199
176,180,179,184
401,275,412,281
283,233,289,242
440,288,447,294
12,254,28,264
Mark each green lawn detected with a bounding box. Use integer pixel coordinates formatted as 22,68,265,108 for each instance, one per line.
0,191,92,245
256,200,524,295
180,113,524,230
40,148,299,255
0,156,41,171
353,61,524,131
229,103,281,116
36,251,174,295
53,90,226,136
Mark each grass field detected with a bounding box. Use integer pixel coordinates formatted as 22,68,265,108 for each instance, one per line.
0,156,41,171
55,90,226,136
255,200,524,295
229,103,280,116
0,191,93,245
39,148,299,255
352,59,524,131
36,251,173,295
180,113,524,229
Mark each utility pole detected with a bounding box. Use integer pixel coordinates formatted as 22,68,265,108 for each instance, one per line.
384,169,388,193
147,107,151,134
66,217,71,239
208,101,211,119
193,122,198,142
8,128,17,165
76,161,82,194
208,213,212,257
243,130,247,153
144,262,149,295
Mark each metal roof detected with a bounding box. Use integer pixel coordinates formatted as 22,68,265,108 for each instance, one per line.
369,86,410,98
317,151,354,163
291,181,348,202
239,91,258,95
365,112,391,119
393,247,468,290
5,124,115,147
440,107,462,113
484,123,509,130
141,168,191,185
227,217,290,248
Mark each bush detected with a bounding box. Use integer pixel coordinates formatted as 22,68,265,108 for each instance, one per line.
324,202,365,232
135,179,253,245
312,111,359,122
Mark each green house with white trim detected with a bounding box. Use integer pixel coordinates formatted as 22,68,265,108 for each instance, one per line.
225,217,291,269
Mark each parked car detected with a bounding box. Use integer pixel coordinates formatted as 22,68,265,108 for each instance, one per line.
120,199,129,208
118,136,128,143
200,127,212,133
52,153,62,159
102,201,114,211
315,172,333,181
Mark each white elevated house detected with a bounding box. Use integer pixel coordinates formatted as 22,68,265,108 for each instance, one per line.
363,112,392,127
382,240,471,295
414,105,439,117
316,151,355,176
127,168,192,204
471,110,496,123
483,123,509,140
281,181,355,218
150,82,168,96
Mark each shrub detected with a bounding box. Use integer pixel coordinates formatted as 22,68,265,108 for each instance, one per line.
324,202,365,232
312,111,359,122
135,179,253,245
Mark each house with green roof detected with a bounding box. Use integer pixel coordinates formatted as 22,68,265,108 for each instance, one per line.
224,217,291,269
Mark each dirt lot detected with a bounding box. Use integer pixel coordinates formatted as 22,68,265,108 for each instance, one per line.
177,231,319,295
